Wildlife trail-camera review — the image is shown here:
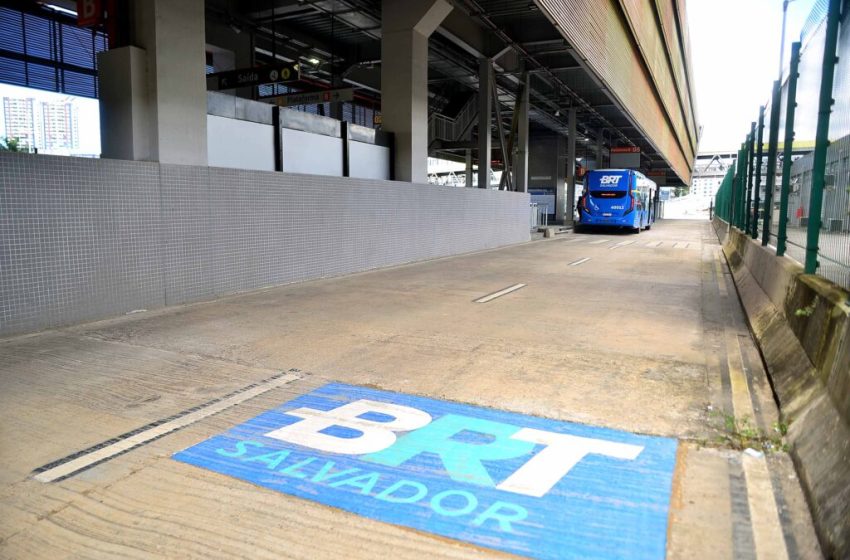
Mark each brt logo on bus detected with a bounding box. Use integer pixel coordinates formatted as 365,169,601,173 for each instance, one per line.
599,174,622,185
174,383,678,560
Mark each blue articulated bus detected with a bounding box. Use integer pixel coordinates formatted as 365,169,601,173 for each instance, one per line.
577,169,657,233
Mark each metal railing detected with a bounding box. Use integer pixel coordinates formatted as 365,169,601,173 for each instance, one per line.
428,95,479,143
530,203,550,230
715,0,849,290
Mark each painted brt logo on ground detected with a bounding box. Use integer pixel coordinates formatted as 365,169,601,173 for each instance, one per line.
174,383,678,559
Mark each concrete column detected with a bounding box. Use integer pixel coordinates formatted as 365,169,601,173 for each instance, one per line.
514,72,530,193
595,129,604,170
381,0,452,183
465,146,473,187
477,58,492,189
555,135,566,222
205,19,253,99
565,107,577,225
329,77,345,121
98,0,207,165
98,46,151,161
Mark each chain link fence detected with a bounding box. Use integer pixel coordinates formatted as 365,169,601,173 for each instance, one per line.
715,0,849,290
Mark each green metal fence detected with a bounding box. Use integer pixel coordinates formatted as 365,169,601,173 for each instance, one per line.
715,0,849,290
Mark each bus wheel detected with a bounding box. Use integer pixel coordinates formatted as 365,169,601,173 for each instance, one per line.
645,224,652,231
632,226,641,234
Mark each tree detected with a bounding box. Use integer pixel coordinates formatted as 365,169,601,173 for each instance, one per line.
0,137,23,152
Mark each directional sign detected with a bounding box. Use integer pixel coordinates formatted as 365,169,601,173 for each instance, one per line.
174,383,678,560
262,87,355,107
209,63,300,91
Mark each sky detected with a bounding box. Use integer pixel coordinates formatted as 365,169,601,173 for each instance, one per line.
688,0,818,153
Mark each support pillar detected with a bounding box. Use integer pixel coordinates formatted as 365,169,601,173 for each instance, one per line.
514,72,530,193
563,107,577,225
205,18,254,99
329,77,345,121
381,0,452,184
554,135,566,223
465,146,473,187
98,0,207,165
595,129,604,170
477,58,492,189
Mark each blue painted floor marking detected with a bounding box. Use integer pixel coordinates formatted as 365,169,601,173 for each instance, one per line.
173,383,678,559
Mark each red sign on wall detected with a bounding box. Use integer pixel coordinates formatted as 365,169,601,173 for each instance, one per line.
611,146,641,154
77,0,103,27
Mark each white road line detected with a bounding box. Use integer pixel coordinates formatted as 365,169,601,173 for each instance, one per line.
742,453,790,560
33,372,301,483
609,240,636,250
474,283,526,303
646,241,663,248
674,242,690,249
568,257,591,266
564,237,585,243
588,239,610,245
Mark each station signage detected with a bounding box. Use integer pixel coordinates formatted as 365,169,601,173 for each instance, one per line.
175,383,677,559
76,0,103,27
610,146,641,169
209,63,300,91
261,87,355,107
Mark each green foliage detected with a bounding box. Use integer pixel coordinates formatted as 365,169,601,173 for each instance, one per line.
0,137,22,152
706,410,789,453
795,297,818,317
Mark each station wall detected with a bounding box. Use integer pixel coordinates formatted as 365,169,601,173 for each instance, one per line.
0,152,530,337
207,115,275,171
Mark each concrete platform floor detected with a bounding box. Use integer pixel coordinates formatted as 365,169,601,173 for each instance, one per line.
0,219,822,559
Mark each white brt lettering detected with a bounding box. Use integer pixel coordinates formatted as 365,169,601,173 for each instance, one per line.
264,399,644,498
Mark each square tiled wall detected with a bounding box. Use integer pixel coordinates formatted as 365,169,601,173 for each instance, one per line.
1,153,163,335
1,152,529,337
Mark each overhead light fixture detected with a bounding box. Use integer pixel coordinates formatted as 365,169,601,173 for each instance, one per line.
308,57,321,66
554,110,560,117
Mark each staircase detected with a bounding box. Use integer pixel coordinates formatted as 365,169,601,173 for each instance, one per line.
428,94,479,144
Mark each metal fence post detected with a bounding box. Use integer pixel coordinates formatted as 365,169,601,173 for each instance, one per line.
730,152,736,225
753,106,765,238
737,143,747,229
777,42,801,257
805,0,841,274
746,125,756,232
729,147,741,227
762,80,782,245
723,160,738,226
